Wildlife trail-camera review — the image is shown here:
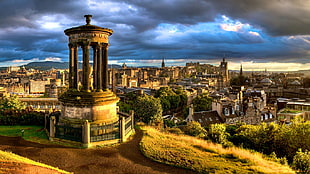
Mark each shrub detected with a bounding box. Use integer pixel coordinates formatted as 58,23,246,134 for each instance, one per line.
292,149,310,173
182,121,207,138
166,127,183,135
0,110,45,126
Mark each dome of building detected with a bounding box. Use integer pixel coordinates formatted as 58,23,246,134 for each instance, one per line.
260,78,272,85
289,80,301,85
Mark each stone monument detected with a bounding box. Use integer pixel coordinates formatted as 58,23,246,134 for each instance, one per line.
51,15,134,147
60,14,119,124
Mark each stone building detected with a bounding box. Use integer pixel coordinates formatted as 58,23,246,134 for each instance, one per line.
186,105,224,126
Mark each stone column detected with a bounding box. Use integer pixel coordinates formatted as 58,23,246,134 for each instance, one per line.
68,43,74,88
97,44,103,91
73,44,79,90
92,44,98,91
82,42,90,91
102,44,109,90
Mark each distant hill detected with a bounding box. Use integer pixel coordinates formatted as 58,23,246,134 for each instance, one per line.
25,61,70,70
137,66,158,68
23,61,121,71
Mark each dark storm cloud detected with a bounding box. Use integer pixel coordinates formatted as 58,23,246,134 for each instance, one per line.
0,0,310,69
0,0,87,29
206,0,310,36
116,0,310,36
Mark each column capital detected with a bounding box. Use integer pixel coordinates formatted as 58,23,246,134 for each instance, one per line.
81,41,91,48
92,43,101,49
101,43,109,47
68,42,78,48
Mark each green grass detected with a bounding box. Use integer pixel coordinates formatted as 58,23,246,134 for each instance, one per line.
140,126,295,174
0,125,48,143
0,125,81,147
0,150,71,174
280,109,302,114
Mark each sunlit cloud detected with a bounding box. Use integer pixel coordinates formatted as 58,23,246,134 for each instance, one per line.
44,57,62,61
12,58,39,63
249,31,260,36
36,15,63,30
229,61,310,71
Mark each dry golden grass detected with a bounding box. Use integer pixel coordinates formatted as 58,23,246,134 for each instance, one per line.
140,126,295,174
0,150,71,174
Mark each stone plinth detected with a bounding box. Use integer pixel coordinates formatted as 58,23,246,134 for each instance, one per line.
59,89,119,124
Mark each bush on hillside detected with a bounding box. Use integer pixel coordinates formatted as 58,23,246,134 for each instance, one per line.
182,121,207,138
293,149,310,173
0,110,46,126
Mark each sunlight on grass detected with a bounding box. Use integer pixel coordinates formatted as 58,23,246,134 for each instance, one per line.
140,126,295,174
0,150,71,173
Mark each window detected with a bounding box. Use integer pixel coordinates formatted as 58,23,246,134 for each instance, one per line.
224,108,229,116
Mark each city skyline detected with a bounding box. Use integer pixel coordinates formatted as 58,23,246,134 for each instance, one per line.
0,0,310,71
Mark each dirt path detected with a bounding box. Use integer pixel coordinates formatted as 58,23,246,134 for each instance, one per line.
0,130,195,174
0,161,64,174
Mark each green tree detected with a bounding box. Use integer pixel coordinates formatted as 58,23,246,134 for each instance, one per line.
293,149,310,173
182,121,207,138
231,118,310,163
155,86,187,112
192,93,212,112
117,101,133,113
208,124,230,145
133,94,163,124
0,94,26,111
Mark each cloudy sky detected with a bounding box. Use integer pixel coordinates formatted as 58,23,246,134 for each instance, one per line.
1,0,310,71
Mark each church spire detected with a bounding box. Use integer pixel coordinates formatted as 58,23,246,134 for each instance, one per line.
161,57,165,68
240,64,243,76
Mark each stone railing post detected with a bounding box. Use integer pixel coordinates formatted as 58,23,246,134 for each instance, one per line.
49,116,56,139
121,116,126,142
129,110,135,133
83,120,90,147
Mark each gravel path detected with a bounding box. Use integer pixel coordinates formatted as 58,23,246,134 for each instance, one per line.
0,130,195,174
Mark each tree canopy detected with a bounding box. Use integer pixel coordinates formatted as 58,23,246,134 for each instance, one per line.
133,94,163,124
192,93,212,112
155,86,187,113
0,94,26,111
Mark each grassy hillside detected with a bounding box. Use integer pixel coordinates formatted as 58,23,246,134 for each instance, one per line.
0,125,48,142
0,150,71,173
140,126,295,174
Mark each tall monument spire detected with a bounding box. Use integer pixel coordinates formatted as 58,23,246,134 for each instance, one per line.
240,64,243,76
161,57,165,68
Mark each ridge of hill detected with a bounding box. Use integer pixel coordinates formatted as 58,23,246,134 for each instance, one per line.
23,61,122,70
140,126,295,174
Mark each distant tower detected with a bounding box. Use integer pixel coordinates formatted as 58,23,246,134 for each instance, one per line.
122,62,127,69
240,64,243,76
219,58,229,85
161,57,165,68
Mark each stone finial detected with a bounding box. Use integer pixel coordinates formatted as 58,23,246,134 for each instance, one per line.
84,15,93,25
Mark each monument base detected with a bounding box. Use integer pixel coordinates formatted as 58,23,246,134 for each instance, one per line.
58,89,119,123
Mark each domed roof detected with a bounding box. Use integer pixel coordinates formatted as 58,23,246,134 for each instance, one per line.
64,15,113,36
289,80,301,85
260,78,272,84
